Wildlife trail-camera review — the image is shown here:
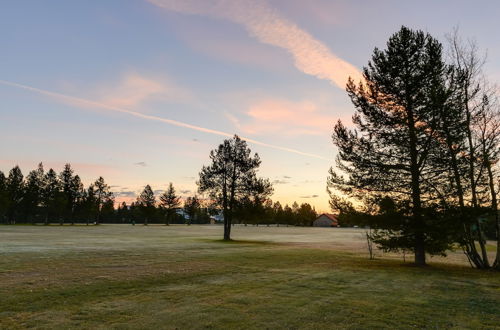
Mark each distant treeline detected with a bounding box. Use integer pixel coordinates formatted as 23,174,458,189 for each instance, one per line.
0,163,317,226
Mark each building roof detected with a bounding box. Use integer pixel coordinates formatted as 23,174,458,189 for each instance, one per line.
317,213,338,222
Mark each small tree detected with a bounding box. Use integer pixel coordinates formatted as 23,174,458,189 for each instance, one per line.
0,171,8,223
43,168,61,225
137,185,156,225
93,177,114,224
24,163,45,223
183,195,200,225
6,166,24,224
198,135,272,240
159,183,181,225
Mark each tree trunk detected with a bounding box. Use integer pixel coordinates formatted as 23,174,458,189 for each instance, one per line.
408,106,426,266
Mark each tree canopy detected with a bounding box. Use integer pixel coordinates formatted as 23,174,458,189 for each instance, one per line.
198,135,273,240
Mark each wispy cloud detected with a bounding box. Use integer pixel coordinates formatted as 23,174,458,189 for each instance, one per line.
97,73,191,109
115,191,137,197
147,0,362,88
134,161,148,167
240,98,334,136
0,79,328,160
300,194,319,198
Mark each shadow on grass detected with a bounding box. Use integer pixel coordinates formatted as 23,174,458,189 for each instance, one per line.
197,238,280,246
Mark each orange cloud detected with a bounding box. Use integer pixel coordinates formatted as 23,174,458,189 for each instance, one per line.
147,0,363,88
230,98,351,136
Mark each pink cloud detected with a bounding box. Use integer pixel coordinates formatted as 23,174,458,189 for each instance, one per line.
233,98,352,136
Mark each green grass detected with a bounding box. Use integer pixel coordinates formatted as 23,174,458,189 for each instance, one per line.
0,225,499,329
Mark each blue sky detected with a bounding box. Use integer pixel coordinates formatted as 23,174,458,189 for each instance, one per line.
1,0,499,211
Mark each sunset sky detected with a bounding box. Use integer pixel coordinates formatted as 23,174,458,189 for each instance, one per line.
1,0,500,212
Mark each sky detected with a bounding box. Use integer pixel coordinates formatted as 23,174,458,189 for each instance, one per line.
1,0,500,212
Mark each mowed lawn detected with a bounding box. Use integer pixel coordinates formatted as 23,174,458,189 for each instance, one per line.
0,225,499,329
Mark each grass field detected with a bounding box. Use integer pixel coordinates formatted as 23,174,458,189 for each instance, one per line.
1,225,499,329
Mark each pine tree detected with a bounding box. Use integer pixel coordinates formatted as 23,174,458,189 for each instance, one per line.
59,164,77,224
329,27,452,265
93,177,114,224
24,163,45,223
0,171,8,223
198,135,272,240
6,166,25,224
137,185,155,225
183,195,200,225
43,168,61,225
159,183,181,225
70,175,84,225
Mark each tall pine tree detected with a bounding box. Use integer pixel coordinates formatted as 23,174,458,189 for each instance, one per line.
329,27,452,266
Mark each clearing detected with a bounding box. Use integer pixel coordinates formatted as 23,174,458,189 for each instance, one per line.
0,225,499,329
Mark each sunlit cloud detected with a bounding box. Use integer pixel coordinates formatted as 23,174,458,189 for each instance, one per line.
147,0,363,88
241,99,333,136
0,80,328,160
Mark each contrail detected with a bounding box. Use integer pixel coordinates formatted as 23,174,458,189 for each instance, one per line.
0,79,329,160
147,0,363,89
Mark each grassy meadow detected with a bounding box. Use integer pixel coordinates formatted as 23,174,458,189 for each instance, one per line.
0,225,499,329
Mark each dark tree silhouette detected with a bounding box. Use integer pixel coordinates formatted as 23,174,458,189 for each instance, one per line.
198,135,272,240
43,169,62,225
183,195,200,225
6,166,24,224
137,184,156,225
0,171,7,223
93,176,114,224
24,163,45,224
159,182,181,225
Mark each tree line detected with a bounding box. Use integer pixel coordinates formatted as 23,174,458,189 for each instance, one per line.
329,26,500,269
0,160,317,227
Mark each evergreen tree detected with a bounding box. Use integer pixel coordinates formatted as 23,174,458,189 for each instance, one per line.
43,168,61,225
24,163,45,223
93,177,114,224
0,171,8,223
137,184,155,225
116,202,130,223
70,175,84,225
297,203,317,226
183,195,200,225
198,135,272,240
329,27,453,265
59,164,77,224
159,183,181,225
6,166,24,224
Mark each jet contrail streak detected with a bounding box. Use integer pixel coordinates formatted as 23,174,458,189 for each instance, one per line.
0,79,329,160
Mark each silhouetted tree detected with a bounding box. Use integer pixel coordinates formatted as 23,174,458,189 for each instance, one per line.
6,166,24,224
137,185,155,225
43,169,62,224
23,163,45,223
183,195,200,225
159,183,181,225
93,177,114,224
70,175,84,225
198,135,272,240
0,171,7,223
297,203,317,226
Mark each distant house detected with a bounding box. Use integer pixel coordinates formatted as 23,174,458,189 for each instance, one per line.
313,214,339,227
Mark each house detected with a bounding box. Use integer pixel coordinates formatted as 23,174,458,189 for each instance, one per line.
313,214,339,227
